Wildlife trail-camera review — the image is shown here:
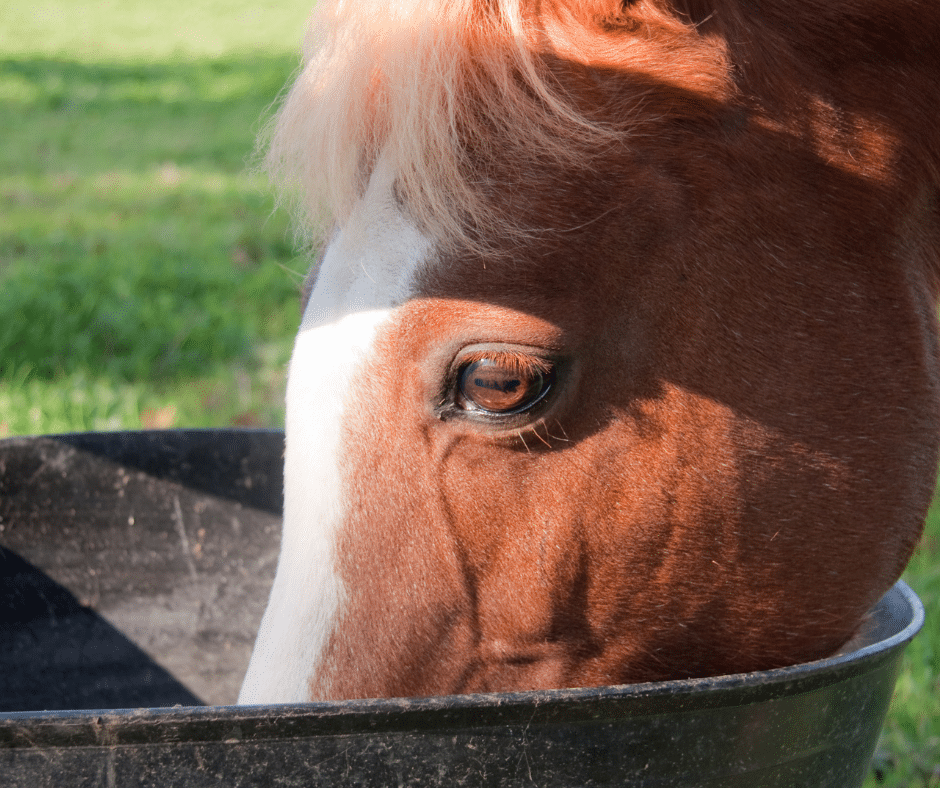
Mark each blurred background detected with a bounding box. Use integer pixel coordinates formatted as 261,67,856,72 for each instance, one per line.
0,1,936,784
1,0,310,436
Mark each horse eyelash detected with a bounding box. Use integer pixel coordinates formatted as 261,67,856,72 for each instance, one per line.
457,350,554,377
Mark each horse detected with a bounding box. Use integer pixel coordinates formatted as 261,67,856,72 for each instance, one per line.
238,0,940,704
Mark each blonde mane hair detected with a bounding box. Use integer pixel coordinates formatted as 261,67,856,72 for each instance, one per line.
265,0,724,253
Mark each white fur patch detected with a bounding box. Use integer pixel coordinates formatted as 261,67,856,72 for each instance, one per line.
238,160,432,704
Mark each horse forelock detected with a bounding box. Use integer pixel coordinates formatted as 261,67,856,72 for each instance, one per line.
263,0,733,256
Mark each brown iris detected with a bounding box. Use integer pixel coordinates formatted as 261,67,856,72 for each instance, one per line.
456,352,554,414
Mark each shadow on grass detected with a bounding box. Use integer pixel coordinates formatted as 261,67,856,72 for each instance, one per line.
0,53,299,109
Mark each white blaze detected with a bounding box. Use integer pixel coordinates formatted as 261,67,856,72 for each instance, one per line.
238,161,432,703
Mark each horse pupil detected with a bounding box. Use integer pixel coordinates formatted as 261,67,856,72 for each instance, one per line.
459,359,545,413
473,377,520,393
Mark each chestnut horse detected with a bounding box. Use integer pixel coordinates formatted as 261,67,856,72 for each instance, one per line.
239,0,940,703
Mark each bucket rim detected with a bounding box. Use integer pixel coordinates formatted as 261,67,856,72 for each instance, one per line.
0,580,922,745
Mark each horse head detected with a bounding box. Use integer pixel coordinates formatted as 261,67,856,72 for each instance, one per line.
239,0,940,702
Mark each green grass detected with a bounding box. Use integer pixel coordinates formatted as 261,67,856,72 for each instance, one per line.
1,2,938,784
0,1,311,433
866,507,940,788
0,0,308,61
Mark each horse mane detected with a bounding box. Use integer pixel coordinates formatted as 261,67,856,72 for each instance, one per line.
263,0,730,254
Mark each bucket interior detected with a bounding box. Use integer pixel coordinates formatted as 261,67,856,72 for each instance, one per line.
0,430,283,711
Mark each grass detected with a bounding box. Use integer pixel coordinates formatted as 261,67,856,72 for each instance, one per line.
866,506,940,788
0,1,311,433
1,2,937,784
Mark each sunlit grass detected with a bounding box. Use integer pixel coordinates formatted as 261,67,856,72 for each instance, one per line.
0,348,290,438
1,3,309,434
1,0,309,61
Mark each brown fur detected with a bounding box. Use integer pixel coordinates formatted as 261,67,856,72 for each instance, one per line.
281,0,940,698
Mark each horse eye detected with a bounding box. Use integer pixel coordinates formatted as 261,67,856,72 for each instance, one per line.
456,357,553,415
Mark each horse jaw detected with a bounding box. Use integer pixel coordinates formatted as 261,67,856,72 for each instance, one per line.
238,161,432,704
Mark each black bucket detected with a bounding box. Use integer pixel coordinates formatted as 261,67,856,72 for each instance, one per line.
0,430,924,787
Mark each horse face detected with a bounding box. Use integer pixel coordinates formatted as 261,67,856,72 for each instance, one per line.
240,0,940,703
241,144,937,704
